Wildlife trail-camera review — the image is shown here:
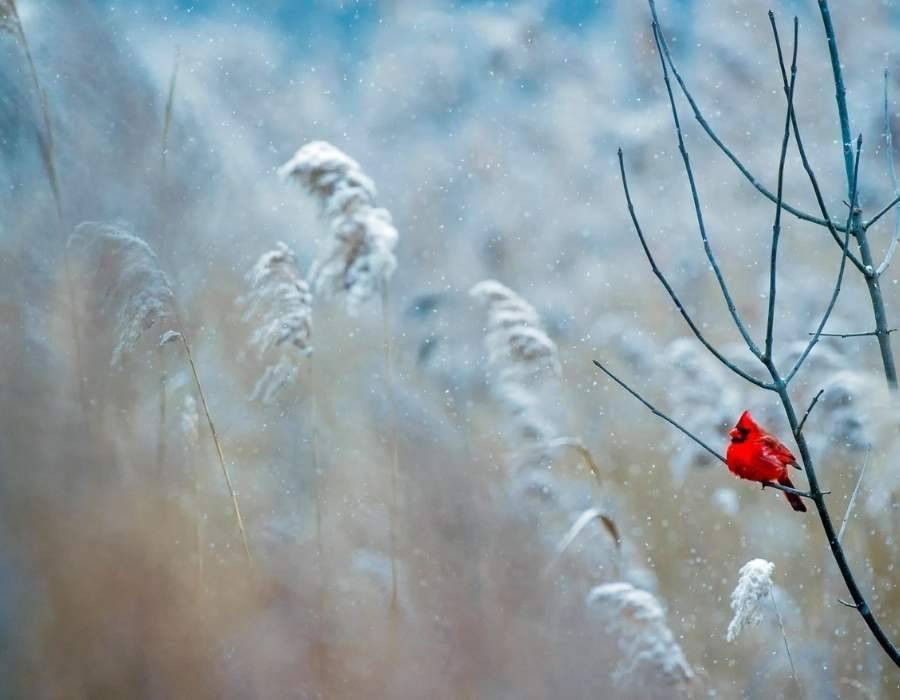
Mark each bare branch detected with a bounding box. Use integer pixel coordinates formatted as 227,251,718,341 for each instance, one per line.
838,449,871,545
796,389,824,435
766,12,866,276
864,194,900,232
785,135,860,386
650,22,763,359
875,68,900,276
761,481,818,499
592,359,727,465
617,151,772,388
764,14,799,362
810,329,896,339
645,0,849,235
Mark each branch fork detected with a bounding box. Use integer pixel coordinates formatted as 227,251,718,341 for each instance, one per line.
594,2,900,667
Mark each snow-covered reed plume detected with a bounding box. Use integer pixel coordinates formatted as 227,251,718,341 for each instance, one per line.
470,280,562,451
587,582,694,692
238,242,313,402
726,559,775,641
67,222,174,367
279,141,398,314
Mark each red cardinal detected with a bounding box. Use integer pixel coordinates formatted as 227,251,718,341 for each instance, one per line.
726,411,807,512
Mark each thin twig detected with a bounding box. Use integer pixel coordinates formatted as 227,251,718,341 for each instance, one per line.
382,284,401,612
785,134,860,385
526,436,604,489
876,68,900,275
770,588,801,694
592,359,816,500
645,0,855,238
593,359,726,464
764,12,799,362
761,481,819,499
810,329,896,339
545,507,621,576
796,389,824,435
617,150,771,389
651,21,762,359
838,449,871,545
863,193,900,232
817,0,900,391
179,332,253,569
160,47,180,180
770,10,900,663
157,344,167,475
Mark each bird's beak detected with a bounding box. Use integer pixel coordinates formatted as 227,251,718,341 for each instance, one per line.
728,427,741,439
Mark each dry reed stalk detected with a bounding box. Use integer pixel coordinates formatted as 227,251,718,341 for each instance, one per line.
180,393,205,589
161,48,180,180
157,343,167,476
2,1,88,409
171,329,253,569
68,221,253,569
381,284,400,611
280,141,402,608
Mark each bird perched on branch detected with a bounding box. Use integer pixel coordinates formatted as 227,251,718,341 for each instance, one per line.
726,411,807,512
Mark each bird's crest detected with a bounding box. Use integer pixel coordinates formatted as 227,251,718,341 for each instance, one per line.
735,410,759,433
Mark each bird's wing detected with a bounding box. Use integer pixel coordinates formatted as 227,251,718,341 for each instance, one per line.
758,434,798,467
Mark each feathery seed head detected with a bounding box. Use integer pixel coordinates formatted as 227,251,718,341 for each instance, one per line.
471,279,564,468
280,141,397,314
238,242,313,403
68,221,174,367
726,558,775,642
470,279,560,381
588,582,694,688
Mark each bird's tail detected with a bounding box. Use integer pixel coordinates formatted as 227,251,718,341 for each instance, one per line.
778,474,807,513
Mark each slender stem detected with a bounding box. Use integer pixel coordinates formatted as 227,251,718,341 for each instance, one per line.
593,359,725,464
10,3,92,411
161,48,180,180
617,151,771,389
785,136,859,385
645,0,852,236
592,360,814,501
546,437,604,489
796,389,824,435
817,0,899,389
381,285,400,611
308,359,323,571
812,329,895,339
764,14,798,362
877,68,900,275
651,22,761,359
307,355,328,686
864,194,900,232
180,332,253,569
772,371,900,666
157,344,167,475
773,12,899,666
817,0,855,188
770,588,801,693
766,14,866,275
838,449,870,545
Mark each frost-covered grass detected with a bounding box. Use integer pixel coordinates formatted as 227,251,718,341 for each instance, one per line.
2,0,900,698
